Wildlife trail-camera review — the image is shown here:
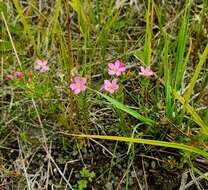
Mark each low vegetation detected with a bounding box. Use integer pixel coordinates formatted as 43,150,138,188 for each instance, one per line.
0,0,208,189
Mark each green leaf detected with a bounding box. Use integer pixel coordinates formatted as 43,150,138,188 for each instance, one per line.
133,48,144,62
202,108,208,125
97,91,156,126
173,89,208,134
78,179,88,190
162,35,172,118
184,41,208,103
173,0,191,90
80,167,96,182
12,0,37,52
144,0,152,66
66,133,208,159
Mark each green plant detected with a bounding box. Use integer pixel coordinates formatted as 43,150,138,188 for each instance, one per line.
75,167,96,190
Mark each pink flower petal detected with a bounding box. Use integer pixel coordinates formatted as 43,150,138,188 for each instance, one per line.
109,89,115,94
74,76,81,83
108,60,126,76
108,63,115,70
119,64,126,72
40,65,49,73
112,79,117,85
5,74,13,81
35,59,43,66
70,83,76,90
15,71,24,78
35,59,49,73
114,85,119,90
70,76,87,94
34,64,41,70
147,71,153,76
103,80,111,91
114,60,121,67
42,60,48,66
74,88,81,94
108,70,116,75
81,85,87,91
104,86,110,92
112,83,119,91
103,79,119,93
139,66,154,76
115,71,121,76
104,80,111,86
80,77,87,84
140,66,145,73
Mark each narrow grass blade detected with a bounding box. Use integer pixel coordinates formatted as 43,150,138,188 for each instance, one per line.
69,0,89,34
192,167,208,182
84,0,96,24
63,133,208,159
173,90,208,134
12,0,37,53
180,41,208,123
144,0,152,66
1,12,22,70
173,0,190,90
196,0,207,41
96,91,156,126
184,42,208,103
196,71,208,103
51,0,61,48
162,36,172,118
133,48,144,63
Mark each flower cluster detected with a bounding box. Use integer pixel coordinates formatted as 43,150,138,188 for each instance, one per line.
5,69,34,85
103,60,126,94
6,57,154,96
5,70,24,81
108,60,126,76
103,79,119,93
5,59,49,80
34,59,49,73
5,59,49,84
69,60,126,95
5,56,154,98
139,66,154,76
69,76,87,94
69,58,154,95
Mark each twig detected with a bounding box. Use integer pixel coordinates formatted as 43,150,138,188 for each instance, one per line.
132,164,143,190
89,138,115,157
45,141,52,190
179,171,188,190
17,138,32,190
1,12,22,70
185,171,208,189
142,157,148,190
43,145,74,189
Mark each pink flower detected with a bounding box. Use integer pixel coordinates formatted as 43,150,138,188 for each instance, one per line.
108,60,126,76
139,66,154,76
15,71,24,79
5,74,13,81
34,59,49,73
69,76,87,94
103,79,119,94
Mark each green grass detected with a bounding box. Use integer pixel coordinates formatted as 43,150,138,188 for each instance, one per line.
64,133,208,159
1,0,208,189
